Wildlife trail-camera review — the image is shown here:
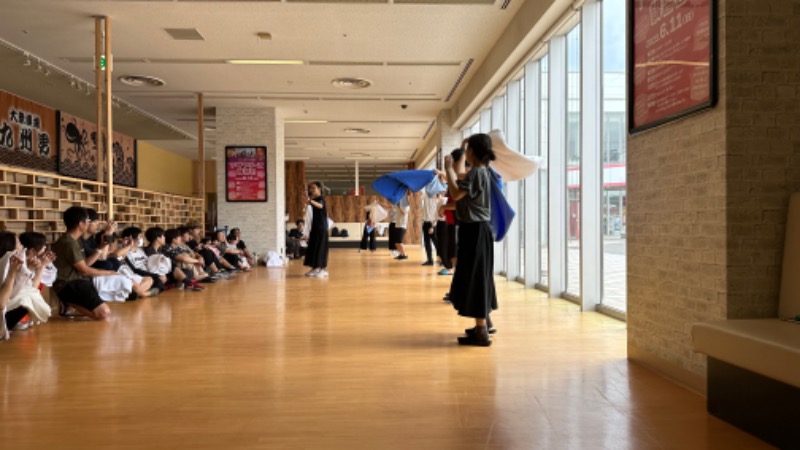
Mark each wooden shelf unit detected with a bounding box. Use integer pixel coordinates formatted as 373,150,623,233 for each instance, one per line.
0,165,203,242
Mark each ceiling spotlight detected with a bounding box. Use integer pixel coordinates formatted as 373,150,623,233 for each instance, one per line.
331,78,372,89
23,55,31,67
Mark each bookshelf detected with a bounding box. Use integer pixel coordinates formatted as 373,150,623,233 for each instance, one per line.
0,165,203,241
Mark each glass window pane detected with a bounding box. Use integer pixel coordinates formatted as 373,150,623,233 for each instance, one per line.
602,0,627,312
566,24,581,297
539,55,549,288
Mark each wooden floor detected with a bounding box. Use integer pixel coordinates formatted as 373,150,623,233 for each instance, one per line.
0,247,772,449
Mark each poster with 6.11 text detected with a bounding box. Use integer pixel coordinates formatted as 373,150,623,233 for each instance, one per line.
225,146,267,202
629,0,717,133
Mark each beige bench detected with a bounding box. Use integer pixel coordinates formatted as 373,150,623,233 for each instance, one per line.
691,193,800,449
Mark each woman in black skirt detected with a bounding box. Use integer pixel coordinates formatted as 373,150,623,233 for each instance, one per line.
303,181,329,278
444,133,497,346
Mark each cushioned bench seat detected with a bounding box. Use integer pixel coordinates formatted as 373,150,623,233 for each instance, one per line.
692,319,800,389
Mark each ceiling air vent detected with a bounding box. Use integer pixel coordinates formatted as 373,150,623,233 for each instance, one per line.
331,77,372,89
118,75,166,87
444,58,474,102
344,127,371,134
500,0,512,9
422,120,436,140
163,28,205,41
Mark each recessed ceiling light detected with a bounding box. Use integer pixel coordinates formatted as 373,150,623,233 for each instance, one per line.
226,59,304,65
344,127,371,134
331,77,372,89
285,120,329,124
118,75,166,87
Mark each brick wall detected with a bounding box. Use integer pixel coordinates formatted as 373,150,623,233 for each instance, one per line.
627,0,728,379
724,0,800,318
628,0,800,383
216,107,285,258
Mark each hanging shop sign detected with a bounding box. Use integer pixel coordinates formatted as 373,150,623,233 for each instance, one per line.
0,90,58,172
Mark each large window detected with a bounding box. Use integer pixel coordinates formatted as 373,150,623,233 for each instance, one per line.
602,0,627,312
458,0,628,319
565,24,581,298
539,55,549,288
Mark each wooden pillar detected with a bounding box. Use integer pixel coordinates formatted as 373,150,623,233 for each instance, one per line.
197,93,205,233
94,17,104,183
104,17,114,220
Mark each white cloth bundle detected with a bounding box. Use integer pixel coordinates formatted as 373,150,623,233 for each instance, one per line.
146,254,172,276
487,129,542,182
92,275,133,302
365,201,388,223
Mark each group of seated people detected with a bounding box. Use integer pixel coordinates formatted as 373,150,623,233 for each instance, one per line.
0,205,257,339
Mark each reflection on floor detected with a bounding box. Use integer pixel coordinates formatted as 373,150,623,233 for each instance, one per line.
0,247,770,449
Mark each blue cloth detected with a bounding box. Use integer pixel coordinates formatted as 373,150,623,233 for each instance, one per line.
488,167,515,242
424,176,447,196
372,170,436,205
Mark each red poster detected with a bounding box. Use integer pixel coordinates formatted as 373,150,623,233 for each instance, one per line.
225,146,267,202
630,0,716,133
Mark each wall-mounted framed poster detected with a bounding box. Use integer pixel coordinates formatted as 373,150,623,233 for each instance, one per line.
225,145,267,202
629,0,717,133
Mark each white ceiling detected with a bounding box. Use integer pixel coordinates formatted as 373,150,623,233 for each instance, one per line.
0,0,525,167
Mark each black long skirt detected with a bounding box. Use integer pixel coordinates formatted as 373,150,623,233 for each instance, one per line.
450,221,497,319
304,228,329,268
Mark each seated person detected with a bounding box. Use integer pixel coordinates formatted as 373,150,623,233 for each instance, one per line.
215,230,250,271
163,228,207,291
178,226,221,281
52,206,115,320
144,226,165,257
230,227,256,266
287,219,308,259
122,226,167,292
82,208,121,271
0,231,54,339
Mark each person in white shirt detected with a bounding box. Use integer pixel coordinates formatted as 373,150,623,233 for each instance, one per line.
421,192,445,266
392,192,411,260
122,227,167,293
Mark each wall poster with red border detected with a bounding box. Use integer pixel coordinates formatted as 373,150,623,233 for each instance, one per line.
629,0,717,133
225,146,267,202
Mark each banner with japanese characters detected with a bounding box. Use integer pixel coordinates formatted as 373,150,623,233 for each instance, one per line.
58,111,137,187
225,146,267,202
0,90,57,172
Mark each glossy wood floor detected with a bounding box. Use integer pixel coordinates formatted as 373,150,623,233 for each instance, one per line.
0,248,772,449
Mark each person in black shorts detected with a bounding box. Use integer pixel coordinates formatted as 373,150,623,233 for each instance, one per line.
52,206,116,320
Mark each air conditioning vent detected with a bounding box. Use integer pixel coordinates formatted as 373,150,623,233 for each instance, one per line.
444,58,474,102
118,75,166,87
331,77,372,89
163,28,205,41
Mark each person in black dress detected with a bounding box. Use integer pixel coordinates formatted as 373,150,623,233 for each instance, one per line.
303,182,329,278
444,133,497,346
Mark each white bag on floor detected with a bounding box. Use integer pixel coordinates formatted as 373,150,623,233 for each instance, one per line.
265,251,285,267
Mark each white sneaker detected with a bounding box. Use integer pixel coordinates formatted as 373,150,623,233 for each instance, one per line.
390,250,399,257
317,270,329,278
305,268,320,277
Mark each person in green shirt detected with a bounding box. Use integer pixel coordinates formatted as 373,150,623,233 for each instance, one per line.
52,206,116,320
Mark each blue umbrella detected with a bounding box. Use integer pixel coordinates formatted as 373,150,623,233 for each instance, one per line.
372,170,436,205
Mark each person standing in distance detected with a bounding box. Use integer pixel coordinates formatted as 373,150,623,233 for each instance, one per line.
303,181,330,278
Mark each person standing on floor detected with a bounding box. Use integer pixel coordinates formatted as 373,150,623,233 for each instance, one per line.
387,205,397,256
444,134,497,347
421,192,445,266
303,181,330,278
392,191,411,260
